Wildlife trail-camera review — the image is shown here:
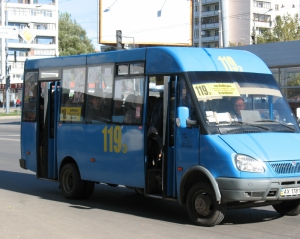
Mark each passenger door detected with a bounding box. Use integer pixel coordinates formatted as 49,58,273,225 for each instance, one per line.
37,81,59,180
174,77,200,194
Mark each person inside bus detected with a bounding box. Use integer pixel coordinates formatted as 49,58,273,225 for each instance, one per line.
232,97,246,121
147,95,163,181
123,95,143,124
24,101,36,121
102,93,112,120
123,94,136,123
132,95,143,124
87,95,104,122
114,97,124,116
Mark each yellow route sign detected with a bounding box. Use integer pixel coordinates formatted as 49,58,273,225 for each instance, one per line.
193,83,240,99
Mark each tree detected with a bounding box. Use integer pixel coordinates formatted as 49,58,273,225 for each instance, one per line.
257,13,300,44
286,73,300,100
228,41,245,47
59,12,95,56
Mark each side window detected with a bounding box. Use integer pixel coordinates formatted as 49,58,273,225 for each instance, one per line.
23,72,38,122
60,67,86,123
86,64,113,123
113,77,144,124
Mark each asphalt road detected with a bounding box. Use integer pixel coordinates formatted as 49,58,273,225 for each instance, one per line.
0,117,299,238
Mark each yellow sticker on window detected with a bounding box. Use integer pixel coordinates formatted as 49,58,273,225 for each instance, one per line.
193,83,240,99
60,107,81,121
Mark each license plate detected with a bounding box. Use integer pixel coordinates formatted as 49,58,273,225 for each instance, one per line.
280,187,300,196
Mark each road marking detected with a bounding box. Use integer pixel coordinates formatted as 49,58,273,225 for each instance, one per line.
0,135,19,137
0,137,20,141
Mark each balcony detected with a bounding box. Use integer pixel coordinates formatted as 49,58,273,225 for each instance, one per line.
201,22,219,30
202,0,219,5
201,10,219,17
201,36,219,42
8,42,56,50
32,29,57,37
254,20,272,28
8,15,57,24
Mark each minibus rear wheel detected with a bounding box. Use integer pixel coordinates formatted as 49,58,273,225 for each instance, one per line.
187,183,226,227
272,199,300,216
60,163,84,199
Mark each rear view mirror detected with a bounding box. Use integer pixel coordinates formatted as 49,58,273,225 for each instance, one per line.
176,107,189,128
297,108,300,119
176,107,197,128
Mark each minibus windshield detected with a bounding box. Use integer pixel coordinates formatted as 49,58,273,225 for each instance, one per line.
187,71,299,132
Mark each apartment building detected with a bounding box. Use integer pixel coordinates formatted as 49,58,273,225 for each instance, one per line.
0,0,58,106
194,0,299,48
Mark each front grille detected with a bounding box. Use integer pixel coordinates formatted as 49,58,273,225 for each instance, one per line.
270,161,300,175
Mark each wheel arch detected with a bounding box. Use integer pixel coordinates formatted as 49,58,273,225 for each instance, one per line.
59,156,79,181
179,165,221,205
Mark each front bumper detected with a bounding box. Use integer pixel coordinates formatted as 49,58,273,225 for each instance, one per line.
216,177,300,203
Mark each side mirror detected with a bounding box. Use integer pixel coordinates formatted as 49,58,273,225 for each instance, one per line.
297,108,300,119
176,106,197,128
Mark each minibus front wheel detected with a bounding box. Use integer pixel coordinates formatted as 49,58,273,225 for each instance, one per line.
187,183,226,227
272,199,300,216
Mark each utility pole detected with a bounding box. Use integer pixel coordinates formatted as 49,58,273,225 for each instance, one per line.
252,20,257,44
116,30,122,49
5,0,10,114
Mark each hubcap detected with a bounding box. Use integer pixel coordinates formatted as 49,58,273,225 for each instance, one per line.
63,170,74,193
194,192,212,217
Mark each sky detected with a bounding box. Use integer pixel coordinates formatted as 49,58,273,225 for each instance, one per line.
58,0,102,51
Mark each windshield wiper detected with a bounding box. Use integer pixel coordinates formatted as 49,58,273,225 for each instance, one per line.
255,120,296,132
230,121,270,131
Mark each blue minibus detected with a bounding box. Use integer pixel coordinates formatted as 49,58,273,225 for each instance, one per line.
19,47,300,226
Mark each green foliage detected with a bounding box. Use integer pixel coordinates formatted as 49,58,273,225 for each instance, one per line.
286,73,300,99
59,12,95,56
228,41,244,47
257,13,300,44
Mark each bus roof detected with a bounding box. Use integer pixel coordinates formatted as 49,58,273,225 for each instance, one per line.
24,47,271,75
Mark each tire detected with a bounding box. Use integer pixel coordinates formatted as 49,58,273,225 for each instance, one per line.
134,188,144,195
273,199,300,216
187,183,226,227
60,163,84,199
81,181,95,199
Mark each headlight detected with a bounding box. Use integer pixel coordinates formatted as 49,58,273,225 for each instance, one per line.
235,154,265,173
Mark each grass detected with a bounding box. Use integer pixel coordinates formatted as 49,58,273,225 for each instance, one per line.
0,109,21,116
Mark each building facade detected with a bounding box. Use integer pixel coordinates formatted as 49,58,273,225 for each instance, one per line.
0,0,58,107
193,0,299,48
228,40,300,115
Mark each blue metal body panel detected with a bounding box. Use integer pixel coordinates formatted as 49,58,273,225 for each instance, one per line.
145,47,271,74
56,123,145,187
219,133,300,162
25,47,271,75
20,122,37,172
199,135,240,178
175,127,200,194
24,55,87,70
87,48,146,65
